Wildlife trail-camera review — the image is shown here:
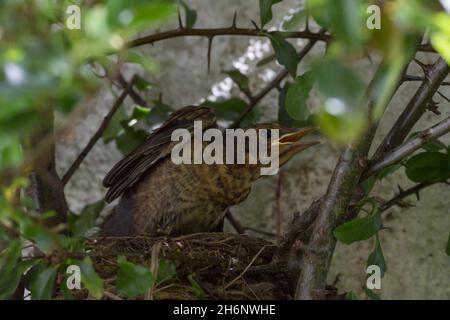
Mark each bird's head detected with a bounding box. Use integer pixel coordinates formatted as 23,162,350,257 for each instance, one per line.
232,124,321,179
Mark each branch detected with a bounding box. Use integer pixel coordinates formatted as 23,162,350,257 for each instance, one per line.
117,74,148,107
126,27,435,53
294,144,372,299
225,210,245,234
379,182,435,213
287,58,404,299
364,116,450,179
403,75,450,86
126,27,330,49
371,57,449,161
231,29,326,128
61,76,138,185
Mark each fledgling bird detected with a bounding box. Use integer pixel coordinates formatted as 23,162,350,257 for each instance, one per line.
100,106,319,237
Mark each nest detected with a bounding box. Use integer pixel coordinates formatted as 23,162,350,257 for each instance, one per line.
61,232,296,300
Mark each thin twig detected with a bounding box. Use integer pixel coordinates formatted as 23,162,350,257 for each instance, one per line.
364,116,450,179
243,227,277,238
379,182,436,213
403,75,450,86
117,74,148,107
224,245,268,290
436,90,450,103
276,170,283,243
225,210,245,234
61,76,138,185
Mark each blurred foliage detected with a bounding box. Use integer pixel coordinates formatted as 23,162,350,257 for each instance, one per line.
0,0,449,300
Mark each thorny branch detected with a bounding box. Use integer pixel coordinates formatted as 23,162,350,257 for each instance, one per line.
379,182,436,213
61,76,138,185
127,27,330,49
126,26,435,53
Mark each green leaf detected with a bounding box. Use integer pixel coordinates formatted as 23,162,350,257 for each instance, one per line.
345,291,359,300
130,2,177,31
201,98,258,126
405,152,450,183
312,59,366,110
29,265,57,300
70,200,105,237
309,0,367,47
376,164,402,180
422,139,448,153
259,0,282,27
79,257,104,299
409,132,447,152
0,240,24,299
367,235,386,277
446,232,450,256
268,34,298,78
115,126,148,155
116,256,154,297
256,54,276,67
188,274,206,299
223,70,250,95
0,138,23,170
361,176,376,195
156,258,176,284
282,9,307,31
103,106,127,143
180,1,197,29
146,102,173,126
334,210,382,245
278,82,309,127
364,288,382,300
312,59,367,144
431,13,450,65
126,53,157,73
285,72,314,121
0,259,37,300
20,218,57,254
131,105,151,120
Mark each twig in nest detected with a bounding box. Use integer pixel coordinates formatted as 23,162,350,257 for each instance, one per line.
224,245,268,290
104,290,123,300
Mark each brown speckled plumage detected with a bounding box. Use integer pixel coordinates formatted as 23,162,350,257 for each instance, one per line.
100,106,319,237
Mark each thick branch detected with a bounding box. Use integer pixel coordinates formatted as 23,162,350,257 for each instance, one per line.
371,57,449,161
127,27,330,49
364,116,450,178
289,57,405,299
61,76,137,185
294,144,372,299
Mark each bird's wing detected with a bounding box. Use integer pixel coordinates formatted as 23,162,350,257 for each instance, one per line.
103,106,217,203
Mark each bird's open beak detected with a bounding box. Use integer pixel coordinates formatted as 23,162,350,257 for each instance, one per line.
274,127,321,154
